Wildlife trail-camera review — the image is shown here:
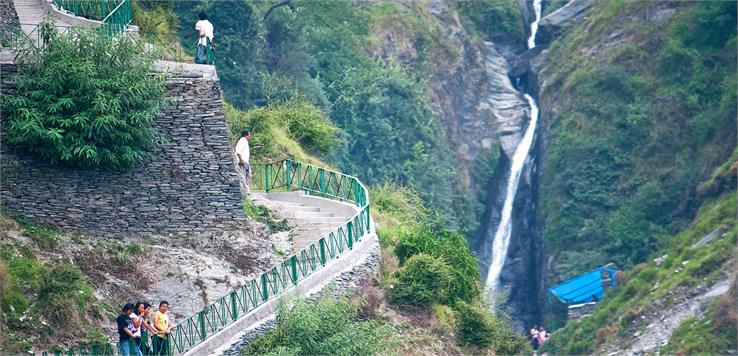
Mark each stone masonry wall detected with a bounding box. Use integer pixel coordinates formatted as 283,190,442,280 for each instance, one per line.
0,0,20,46
0,63,246,237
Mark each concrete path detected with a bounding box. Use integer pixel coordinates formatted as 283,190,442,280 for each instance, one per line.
14,0,71,36
251,192,359,252
182,191,377,355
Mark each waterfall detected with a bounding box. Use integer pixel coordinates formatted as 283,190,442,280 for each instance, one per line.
485,0,542,301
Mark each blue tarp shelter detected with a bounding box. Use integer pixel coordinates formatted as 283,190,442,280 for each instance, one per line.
547,266,617,304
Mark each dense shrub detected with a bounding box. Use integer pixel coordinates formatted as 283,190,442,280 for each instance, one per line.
455,301,497,348
243,295,396,355
388,253,451,307
225,101,339,160
3,25,165,169
394,224,481,304
455,301,530,353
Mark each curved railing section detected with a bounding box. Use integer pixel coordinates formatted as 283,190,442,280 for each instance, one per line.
168,159,371,354
51,0,132,36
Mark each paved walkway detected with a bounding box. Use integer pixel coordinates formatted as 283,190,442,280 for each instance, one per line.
183,191,377,355
14,0,71,36
251,192,358,252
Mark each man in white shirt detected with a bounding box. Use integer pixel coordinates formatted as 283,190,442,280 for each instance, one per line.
235,130,251,194
195,12,214,64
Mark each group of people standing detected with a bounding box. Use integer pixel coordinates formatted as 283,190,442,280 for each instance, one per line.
530,325,550,350
116,301,174,356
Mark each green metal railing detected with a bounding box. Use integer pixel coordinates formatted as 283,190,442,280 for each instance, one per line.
52,0,115,20
168,159,371,354
52,0,132,36
40,343,114,356
100,0,132,37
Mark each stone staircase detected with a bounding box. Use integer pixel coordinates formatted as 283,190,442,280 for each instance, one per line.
184,190,377,356
250,191,359,252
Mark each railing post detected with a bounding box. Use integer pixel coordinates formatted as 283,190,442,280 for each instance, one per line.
286,160,292,191
230,291,238,320
319,238,326,266
365,206,371,234
261,273,269,301
347,221,354,250
319,168,325,196
198,309,206,341
265,164,270,193
296,162,303,190
290,256,298,285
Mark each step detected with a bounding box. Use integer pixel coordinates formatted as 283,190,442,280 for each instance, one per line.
285,211,335,219
292,217,348,226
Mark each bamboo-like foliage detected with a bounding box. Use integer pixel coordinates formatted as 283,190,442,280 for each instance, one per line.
3,23,165,170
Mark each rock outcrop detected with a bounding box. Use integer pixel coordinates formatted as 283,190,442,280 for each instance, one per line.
537,0,592,45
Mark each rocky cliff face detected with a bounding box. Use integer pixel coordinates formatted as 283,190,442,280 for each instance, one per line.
368,0,549,328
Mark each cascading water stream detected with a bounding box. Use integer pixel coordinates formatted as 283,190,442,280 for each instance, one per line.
485,0,542,301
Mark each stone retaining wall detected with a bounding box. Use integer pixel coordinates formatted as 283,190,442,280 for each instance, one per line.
0,0,20,44
0,63,246,237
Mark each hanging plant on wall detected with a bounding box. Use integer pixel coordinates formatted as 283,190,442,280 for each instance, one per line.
2,22,166,170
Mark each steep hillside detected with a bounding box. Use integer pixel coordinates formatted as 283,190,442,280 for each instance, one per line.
532,0,737,352
541,152,736,354
173,0,529,235
536,0,736,282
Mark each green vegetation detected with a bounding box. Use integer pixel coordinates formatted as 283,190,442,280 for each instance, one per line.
540,1,737,280
133,0,178,33
242,295,398,355
3,25,165,170
456,0,525,44
174,0,475,228
225,101,338,165
0,216,102,354
455,301,529,353
662,281,737,354
243,197,290,234
372,182,530,353
388,253,452,307
541,184,736,353
394,223,481,304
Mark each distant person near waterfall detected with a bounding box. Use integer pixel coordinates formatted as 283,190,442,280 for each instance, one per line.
195,12,214,64
236,130,252,194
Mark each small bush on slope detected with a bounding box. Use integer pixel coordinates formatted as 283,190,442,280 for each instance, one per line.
387,253,452,307
456,301,530,353
242,295,397,355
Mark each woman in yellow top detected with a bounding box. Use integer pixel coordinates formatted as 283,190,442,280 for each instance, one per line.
152,301,173,355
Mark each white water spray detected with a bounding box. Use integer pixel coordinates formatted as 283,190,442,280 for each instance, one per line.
485,0,542,301
527,0,543,50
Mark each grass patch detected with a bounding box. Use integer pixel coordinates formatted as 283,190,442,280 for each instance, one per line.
243,198,290,234
242,294,399,355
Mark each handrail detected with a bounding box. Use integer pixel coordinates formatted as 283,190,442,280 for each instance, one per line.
52,0,115,20
51,0,132,36
168,159,371,354
100,0,132,37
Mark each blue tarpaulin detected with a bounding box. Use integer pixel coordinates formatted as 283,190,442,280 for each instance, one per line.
548,266,617,304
